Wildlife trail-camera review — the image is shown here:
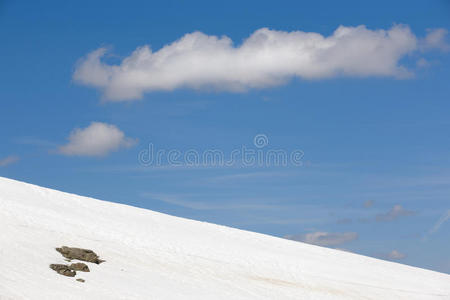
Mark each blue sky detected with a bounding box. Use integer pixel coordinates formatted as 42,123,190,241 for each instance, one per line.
1,0,450,273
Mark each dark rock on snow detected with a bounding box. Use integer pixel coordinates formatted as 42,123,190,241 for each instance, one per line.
70,262,90,272
56,246,105,264
49,264,76,277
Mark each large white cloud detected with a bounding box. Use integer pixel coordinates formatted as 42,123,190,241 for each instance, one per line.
58,122,136,157
286,231,358,247
73,25,448,101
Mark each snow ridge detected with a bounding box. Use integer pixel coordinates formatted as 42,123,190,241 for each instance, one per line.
0,176,449,299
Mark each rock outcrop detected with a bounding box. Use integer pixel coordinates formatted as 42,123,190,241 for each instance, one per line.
56,246,105,264
50,246,105,282
49,264,76,277
70,262,90,272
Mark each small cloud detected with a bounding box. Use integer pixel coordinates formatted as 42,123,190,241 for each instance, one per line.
0,155,19,167
378,250,406,261
363,200,374,208
58,122,136,157
421,28,450,52
416,58,430,68
376,205,415,222
286,231,358,247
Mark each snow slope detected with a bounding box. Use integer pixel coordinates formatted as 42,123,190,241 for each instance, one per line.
0,177,449,300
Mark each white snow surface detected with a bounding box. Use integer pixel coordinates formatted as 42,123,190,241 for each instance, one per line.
0,176,449,300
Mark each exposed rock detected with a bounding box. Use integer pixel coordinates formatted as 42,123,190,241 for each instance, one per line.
70,262,90,272
49,264,76,277
56,246,105,264
76,278,85,283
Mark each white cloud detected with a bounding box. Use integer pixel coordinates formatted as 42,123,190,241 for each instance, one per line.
428,210,450,235
286,231,358,247
421,28,450,52
58,122,136,157
0,155,19,167
72,24,442,101
379,250,406,260
376,205,415,222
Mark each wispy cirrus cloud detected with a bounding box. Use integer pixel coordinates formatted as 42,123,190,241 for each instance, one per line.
74,25,448,101
423,210,450,241
0,155,19,167
141,192,281,211
376,205,415,222
428,210,450,235
205,171,294,183
58,122,137,157
286,231,358,247
14,137,57,148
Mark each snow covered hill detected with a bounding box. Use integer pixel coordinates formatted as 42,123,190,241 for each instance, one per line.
0,176,449,300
